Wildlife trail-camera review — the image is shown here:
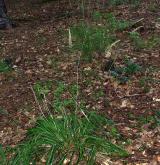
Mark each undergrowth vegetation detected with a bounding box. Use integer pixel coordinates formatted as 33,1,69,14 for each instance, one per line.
0,59,12,73
137,111,160,128
71,23,116,61
0,83,128,164
71,12,131,62
129,32,160,50
33,81,52,101
109,58,141,84
0,0,159,164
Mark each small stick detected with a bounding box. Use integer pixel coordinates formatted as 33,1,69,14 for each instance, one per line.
132,18,144,26
120,93,144,99
30,86,46,118
132,26,144,32
109,93,144,102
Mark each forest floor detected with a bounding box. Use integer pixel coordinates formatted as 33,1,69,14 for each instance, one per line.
0,0,160,164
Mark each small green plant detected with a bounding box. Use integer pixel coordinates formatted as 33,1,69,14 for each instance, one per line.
123,59,141,75
71,23,116,62
110,58,141,84
33,81,52,100
47,57,58,69
139,71,160,93
129,32,160,50
129,32,145,50
93,12,131,32
92,11,102,22
0,107,8,115
147,35,160,49
139,77,151,93
139,76,155,93
148,4,159,12
93,89,104,100
0,59,12,73
105,13,131,32
137,112,160,128
53,82,79,112
138,115,155,125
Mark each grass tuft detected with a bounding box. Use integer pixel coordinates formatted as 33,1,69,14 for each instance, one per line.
0,59,12,73
6,113,128,164
1,83,128,164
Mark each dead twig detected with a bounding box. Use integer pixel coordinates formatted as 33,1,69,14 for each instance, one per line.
30,86,46,118
132,18,144,26
132,26,144,32
120,93,144,99
109,93,144,102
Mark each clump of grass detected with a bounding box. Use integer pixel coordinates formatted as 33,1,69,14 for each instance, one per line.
129,32,145,50
71,23,116,62
137,111,160,128
138,115,155,125
0,107,8,115
129,32,160,50
8,113,127,164
33,81,52,100
147,35,160,49
71,12,131,62
92,11,103,22
1,83,128,164
139,77,151,93
104,13,131,32
0,59,12,73
148,4,159,12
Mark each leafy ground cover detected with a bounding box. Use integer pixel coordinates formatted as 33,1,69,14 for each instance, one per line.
0,0,160,164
